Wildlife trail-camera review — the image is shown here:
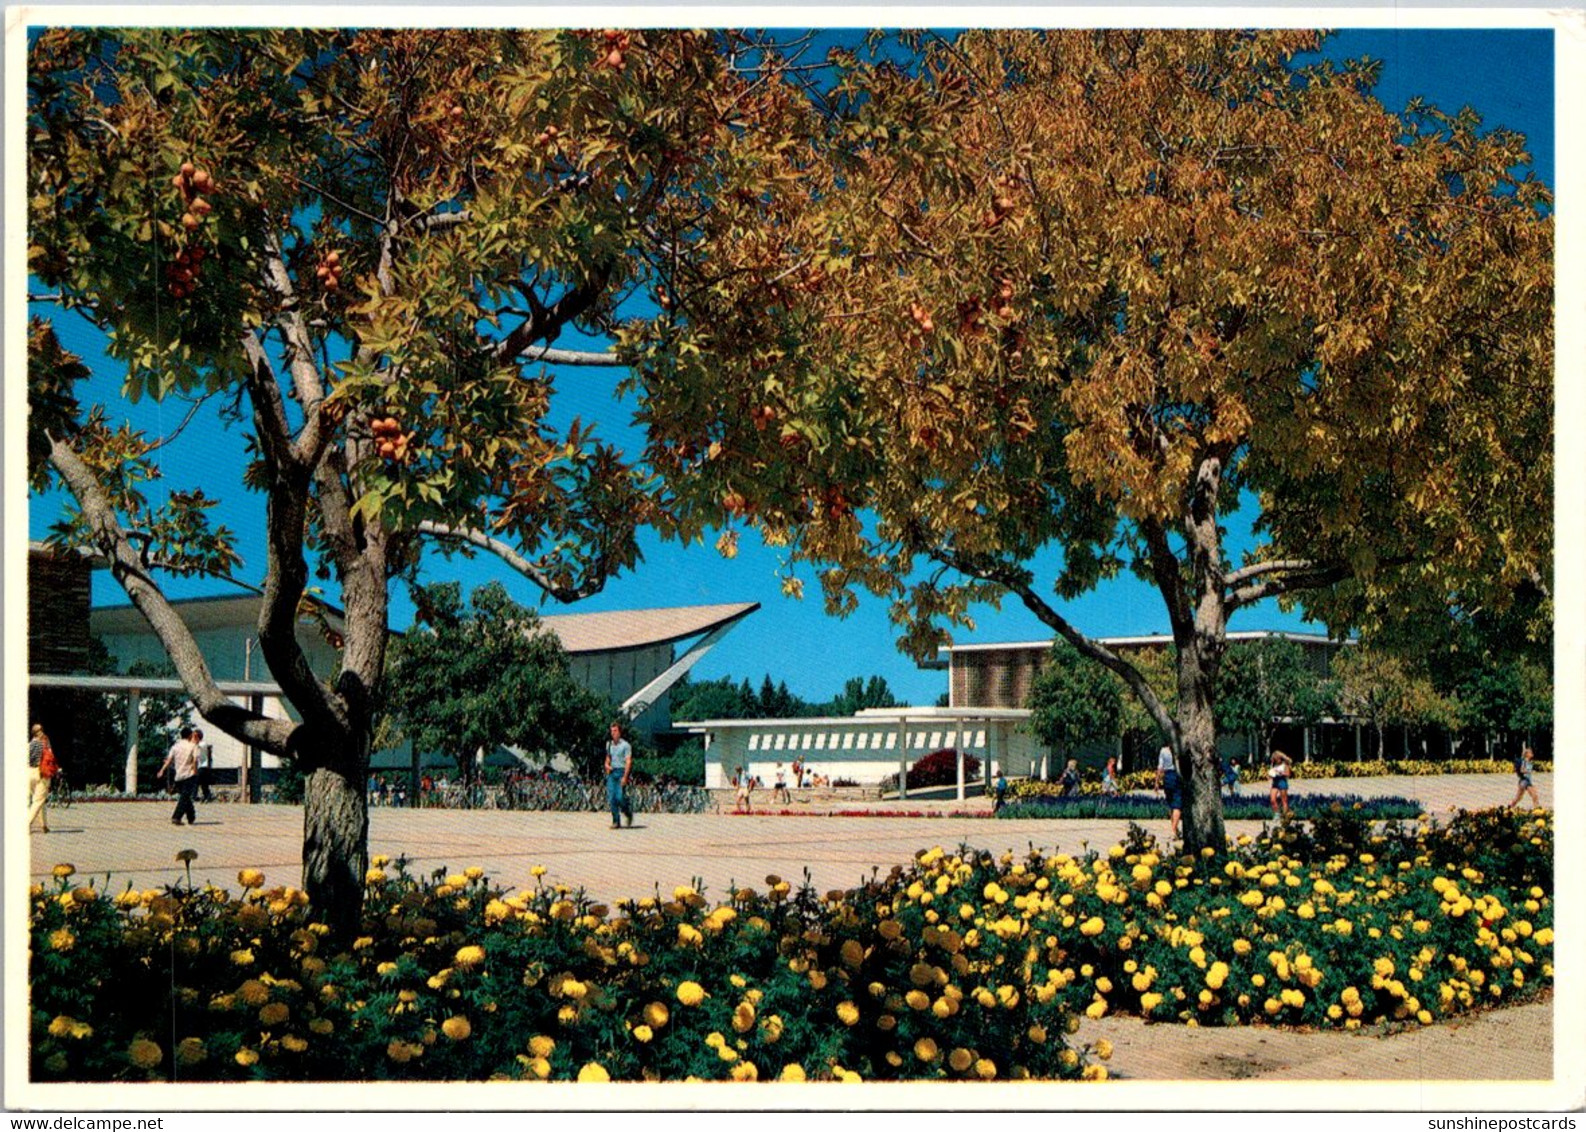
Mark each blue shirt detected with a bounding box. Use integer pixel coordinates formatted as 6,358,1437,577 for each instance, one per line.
606,738,632,775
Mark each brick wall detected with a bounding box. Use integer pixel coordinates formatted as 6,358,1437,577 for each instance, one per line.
28,548,93,674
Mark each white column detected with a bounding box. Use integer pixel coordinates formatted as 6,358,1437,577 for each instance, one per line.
124,691,141,794
956,738,965,802
898,719,909,800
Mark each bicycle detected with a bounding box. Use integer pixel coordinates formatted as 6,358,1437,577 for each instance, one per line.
48,771,74,810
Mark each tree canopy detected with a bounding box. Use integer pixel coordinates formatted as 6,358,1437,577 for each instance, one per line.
1026,640,1123,762
385,582,610,782
26,27,806,933
629,29,1552,851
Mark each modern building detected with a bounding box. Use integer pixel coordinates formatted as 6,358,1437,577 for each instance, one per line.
72,589,758,788
678,629,1356,790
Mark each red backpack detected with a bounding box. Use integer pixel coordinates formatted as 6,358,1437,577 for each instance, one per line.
39,741,59,779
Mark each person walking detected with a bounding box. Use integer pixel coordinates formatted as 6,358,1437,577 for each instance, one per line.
1156,743,1181,840
1101,756,1120,798
1268,749,1293,820
27,723,57,834
1058,758,1080,798
734,766,753,814
773,763,791,804
159,727,201,826
604,721,634,829
193,729,214,802
992,767,1008,813
1510,746,1541,810
1222,754,1240,800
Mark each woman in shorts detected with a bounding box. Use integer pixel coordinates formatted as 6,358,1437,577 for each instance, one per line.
1509,747,1540,810
1268,749,1292,819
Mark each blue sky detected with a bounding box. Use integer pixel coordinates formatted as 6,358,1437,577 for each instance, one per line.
27,27,1555,707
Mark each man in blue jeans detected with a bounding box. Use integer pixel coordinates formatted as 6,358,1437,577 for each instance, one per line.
605,721,634,829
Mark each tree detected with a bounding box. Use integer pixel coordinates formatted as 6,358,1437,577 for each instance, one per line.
1026,640,1122,773
1331,646,1456,758
27,29,798,934
386,582,610,786
630,30,1552,853
668,674,758,722
827,674,901,716
1217,638,1332,758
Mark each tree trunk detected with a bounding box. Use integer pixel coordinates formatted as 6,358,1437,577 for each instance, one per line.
301,742,371,942
1177,639,1227,856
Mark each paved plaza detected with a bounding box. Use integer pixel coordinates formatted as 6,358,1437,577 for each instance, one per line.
20,772,1561,1086
28,773,1547,906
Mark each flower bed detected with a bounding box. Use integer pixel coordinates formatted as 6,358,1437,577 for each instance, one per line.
1012,758,1551,801
998,793,1423,822
28,808,1550,1082
734,809,986,819
914,808,1553,1030
28,861,1093,1083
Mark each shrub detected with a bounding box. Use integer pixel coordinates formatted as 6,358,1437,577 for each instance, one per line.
899,749,980,790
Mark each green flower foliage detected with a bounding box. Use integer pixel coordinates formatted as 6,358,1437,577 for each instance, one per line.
29,858,1091,1083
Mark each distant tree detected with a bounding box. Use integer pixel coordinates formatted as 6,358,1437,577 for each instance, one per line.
1444,652,1552,757
1027,641,1122,772
1331,647,1456,758
1217,638,1333,757
386,582,611,790
828,675,901,716
669,675,757,722
755,675,808,718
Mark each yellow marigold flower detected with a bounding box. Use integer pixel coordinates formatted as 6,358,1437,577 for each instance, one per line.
49,929,75,952
761,1014,785,1043
259,1002,290,1026
380,1038,414,1064
52,864,76,879
879,919,903,940
278,1034,306,1054
643,1001,670,1029
1094,977,1112,995
1086,999,1108,1019
974,1057,997,1080
174,1037,207,1065
454,944,486,970
528,1035,555,1058
309,1018,334,1036
1082,1064,1109,1081
949,1047,974,1073
905,989,930,1011
730,1061,759,1082
1095,1038,1113,1061
914,1036,941,1062
733,1002,756,1033
229,947,256,966
364,868,387,885
632,1023,654,1043
1079,916,1105,937
127,1039,163,1069
463,866,485,881
238,979,270,1006
376,961,398,977
676,980,708,1006
835,1000,860,1026
780,1064,806,1082
1140,992,1163,1011
1374,957,1395,978
442,1015,472,1041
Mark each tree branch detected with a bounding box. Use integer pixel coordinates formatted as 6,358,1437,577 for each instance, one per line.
1226,562,1352,612
416,520,608,603
492,265,617,365
1141,518,1192,641
519,346,622,367
930,543,1177,739
46,432,295,753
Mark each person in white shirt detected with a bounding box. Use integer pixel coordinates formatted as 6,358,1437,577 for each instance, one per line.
1156,743,1181,839
159,727,201,826
604,722,634,829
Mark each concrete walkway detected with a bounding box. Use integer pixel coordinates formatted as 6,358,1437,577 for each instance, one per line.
28,773,1549,906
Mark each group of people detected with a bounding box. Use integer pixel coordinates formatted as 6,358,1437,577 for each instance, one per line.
1156,744,1292,838
729,760,831,813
